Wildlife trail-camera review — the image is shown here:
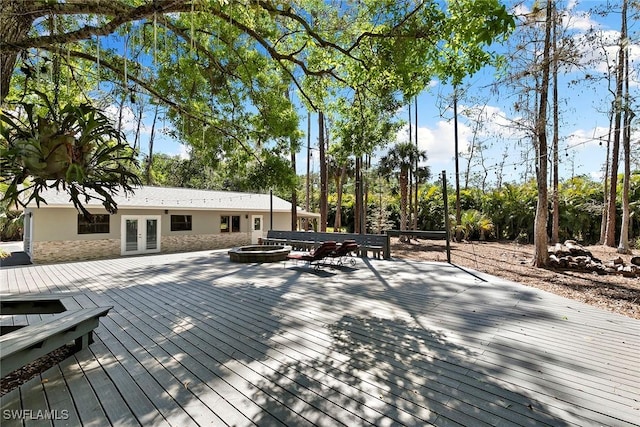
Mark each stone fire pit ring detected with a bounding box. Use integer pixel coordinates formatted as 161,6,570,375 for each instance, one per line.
228,245,291,263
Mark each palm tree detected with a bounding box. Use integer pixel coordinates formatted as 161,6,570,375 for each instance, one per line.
378,142,427,240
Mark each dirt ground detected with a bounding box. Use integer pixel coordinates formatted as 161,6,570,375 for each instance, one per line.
390,237,640,320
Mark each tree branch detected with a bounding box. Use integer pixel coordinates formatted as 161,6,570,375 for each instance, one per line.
1,0,192,52
51,48,263,166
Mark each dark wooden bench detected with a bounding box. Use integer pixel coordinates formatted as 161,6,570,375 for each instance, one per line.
1,306,112,377
264,230,390,259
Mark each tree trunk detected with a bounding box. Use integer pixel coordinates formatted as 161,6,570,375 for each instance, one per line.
286,89,297,231
618,0,631,254
599,107,613,244
0,2,34,103
551,6,560,245
363,154,370,234
408,102,413,234
133,99,145,152
145,105,159,185
290,145,298,231
334,165,346,231
413,96,419,231
453,90,462,241
533,0,553,268
605,0,626,247
319,111,327,232
399,167,408,241
355,156,363,234
305,112,311,230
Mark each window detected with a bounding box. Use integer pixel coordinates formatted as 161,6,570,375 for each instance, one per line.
221,215,240,233
78,214,110,234
171,215,192,231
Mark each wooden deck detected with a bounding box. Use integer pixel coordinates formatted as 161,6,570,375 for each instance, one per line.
1,250,638,426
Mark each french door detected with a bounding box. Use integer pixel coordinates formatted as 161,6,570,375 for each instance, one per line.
121,216,161,255
251,215,263,244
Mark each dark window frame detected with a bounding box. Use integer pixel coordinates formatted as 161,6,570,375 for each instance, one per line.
77,214,110,234
221,215,241,233
170,215,192,231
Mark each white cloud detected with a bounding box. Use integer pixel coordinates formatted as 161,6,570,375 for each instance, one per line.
512,3,531,19
459,104,528,143
104,105,148,135
396,120,472,164
566,126,610,149
562,9,599,32
573,29,640,84
178,143,191,160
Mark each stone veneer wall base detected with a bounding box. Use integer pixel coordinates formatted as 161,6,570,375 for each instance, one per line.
33,239,121,264
161,233,250,254
32,233,252,263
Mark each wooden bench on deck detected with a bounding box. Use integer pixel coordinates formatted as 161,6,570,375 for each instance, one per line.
264,230,390,259
1,297,111,377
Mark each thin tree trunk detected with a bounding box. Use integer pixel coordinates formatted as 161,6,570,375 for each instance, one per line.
133,100,144,152
599,107,613,244
464,104,487,190
286,90,297,231
334,165,346,231
355,156,363,234
319,111,327,232
290,144,297,231
533,0,552,267
618,0,631,253
400,167,408,241
145,105,159,185
408,168,413,234
408,102,413,234
363,154,370,234
414,96,419,231
453,89,462,241
305,112,311,230
117,93,126,135
605,0,626,247
551,6,560,245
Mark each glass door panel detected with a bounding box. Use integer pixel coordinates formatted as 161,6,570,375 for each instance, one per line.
146,219,158,250
125,219,139,252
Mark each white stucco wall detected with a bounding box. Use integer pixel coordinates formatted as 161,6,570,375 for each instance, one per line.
27,207,293,242
25,206,296,263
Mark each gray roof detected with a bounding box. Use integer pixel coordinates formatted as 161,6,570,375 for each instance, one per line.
27,185,318,216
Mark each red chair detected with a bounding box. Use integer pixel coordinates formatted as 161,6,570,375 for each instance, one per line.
330,240,359,266
286,241,337,269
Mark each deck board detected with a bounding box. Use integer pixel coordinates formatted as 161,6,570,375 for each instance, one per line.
57,355,111,427
1,251,638,426
20,376,51,427
78,347,141,427
41,364,82,427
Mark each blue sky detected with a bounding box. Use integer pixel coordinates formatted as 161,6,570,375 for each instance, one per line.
133,0,637,188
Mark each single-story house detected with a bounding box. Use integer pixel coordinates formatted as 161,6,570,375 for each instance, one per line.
22,186,319,264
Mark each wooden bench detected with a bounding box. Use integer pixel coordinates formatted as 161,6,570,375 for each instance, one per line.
1,306,112,377
264,230,390,259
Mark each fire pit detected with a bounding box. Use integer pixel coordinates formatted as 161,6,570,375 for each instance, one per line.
228,245,291,263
